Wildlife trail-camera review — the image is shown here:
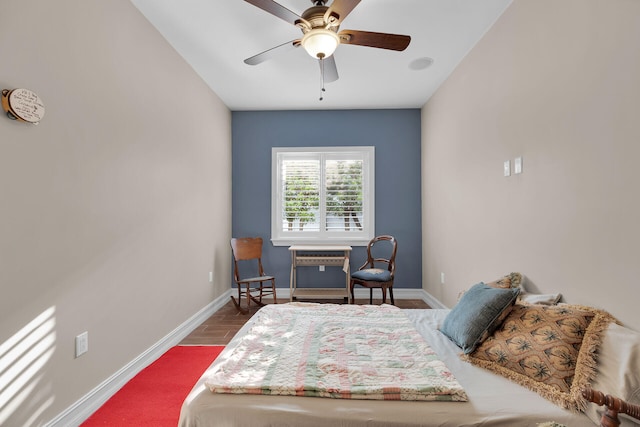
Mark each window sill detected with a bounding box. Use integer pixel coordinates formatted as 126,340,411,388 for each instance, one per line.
271,237,371,247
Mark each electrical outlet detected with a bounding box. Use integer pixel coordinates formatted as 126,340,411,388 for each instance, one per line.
440,272,445,285
319,265,325,272
75,331,88,358
209,271,213,283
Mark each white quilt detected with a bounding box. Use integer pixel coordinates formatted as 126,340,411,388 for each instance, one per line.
205,303,467,401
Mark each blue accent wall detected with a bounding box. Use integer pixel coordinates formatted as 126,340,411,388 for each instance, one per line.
232,109,422,294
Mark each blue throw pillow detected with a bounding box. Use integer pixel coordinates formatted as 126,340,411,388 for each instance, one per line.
440,282,520,354
351,268,392,282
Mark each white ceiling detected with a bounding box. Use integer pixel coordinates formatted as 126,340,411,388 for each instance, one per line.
130,0,512,111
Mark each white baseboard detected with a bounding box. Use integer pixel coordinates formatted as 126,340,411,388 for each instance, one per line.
281,286,447,308
351,287,427,301
46,289,232,427
420,290,449,309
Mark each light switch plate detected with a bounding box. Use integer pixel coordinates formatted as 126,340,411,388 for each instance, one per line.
503,160,511,177
514,157,523,174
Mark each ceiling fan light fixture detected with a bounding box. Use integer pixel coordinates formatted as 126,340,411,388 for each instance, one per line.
301,29,340,59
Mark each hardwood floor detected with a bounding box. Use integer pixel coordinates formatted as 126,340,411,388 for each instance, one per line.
180,297,431,346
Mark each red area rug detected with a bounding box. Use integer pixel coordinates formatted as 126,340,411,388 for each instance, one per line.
82,345,223,426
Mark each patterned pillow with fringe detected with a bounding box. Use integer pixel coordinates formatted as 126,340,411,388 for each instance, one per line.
463,303,616,412
486,272,523,289
457,272,524,302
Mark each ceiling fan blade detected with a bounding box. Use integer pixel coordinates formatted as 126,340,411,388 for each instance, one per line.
244,0,301,25
244,39,300,65
339,30,411,51
324,0,361,24
320,55,339,83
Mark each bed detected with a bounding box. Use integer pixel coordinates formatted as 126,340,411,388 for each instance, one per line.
179,276,640,427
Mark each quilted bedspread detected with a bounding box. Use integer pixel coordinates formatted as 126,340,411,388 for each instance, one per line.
205,303,467,401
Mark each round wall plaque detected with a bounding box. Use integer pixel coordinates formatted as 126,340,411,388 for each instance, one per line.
1,88,45,124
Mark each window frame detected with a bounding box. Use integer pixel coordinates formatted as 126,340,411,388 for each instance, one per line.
271,146,375,246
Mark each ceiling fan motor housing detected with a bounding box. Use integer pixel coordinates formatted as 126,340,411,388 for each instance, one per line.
299,5,337,32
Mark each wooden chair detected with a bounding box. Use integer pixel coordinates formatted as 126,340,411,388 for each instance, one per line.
583,387,640,427
230,237,277,314
350,235,397,305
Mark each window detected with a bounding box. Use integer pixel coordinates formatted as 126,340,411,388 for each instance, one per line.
271,146,374,246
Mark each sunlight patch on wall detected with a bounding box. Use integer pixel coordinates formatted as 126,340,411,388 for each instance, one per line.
0,306,56,426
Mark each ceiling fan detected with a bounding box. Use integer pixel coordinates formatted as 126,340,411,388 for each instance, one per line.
243,0,411,97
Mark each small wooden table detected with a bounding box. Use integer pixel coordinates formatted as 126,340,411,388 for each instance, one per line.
288,245,352,303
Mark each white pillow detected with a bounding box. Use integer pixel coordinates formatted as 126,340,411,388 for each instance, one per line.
519,292,562,305
584,323,640,425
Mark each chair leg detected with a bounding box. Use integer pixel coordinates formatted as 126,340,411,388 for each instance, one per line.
248,285,266,307
232,282,277,314
350,280,355,304
271,278,277,304
381,287,387,304
230,294,248,315
369,288,373,305
389,287,394,305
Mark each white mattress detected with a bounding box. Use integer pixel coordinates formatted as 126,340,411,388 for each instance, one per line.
179,308,595,427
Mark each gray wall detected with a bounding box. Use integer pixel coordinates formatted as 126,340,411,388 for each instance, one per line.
422,0,640,329
0,0,232,424
232,109,422,293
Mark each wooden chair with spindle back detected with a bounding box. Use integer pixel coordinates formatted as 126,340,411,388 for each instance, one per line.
230,237,277,314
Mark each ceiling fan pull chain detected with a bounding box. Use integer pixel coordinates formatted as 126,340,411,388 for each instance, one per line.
319,54,326,101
